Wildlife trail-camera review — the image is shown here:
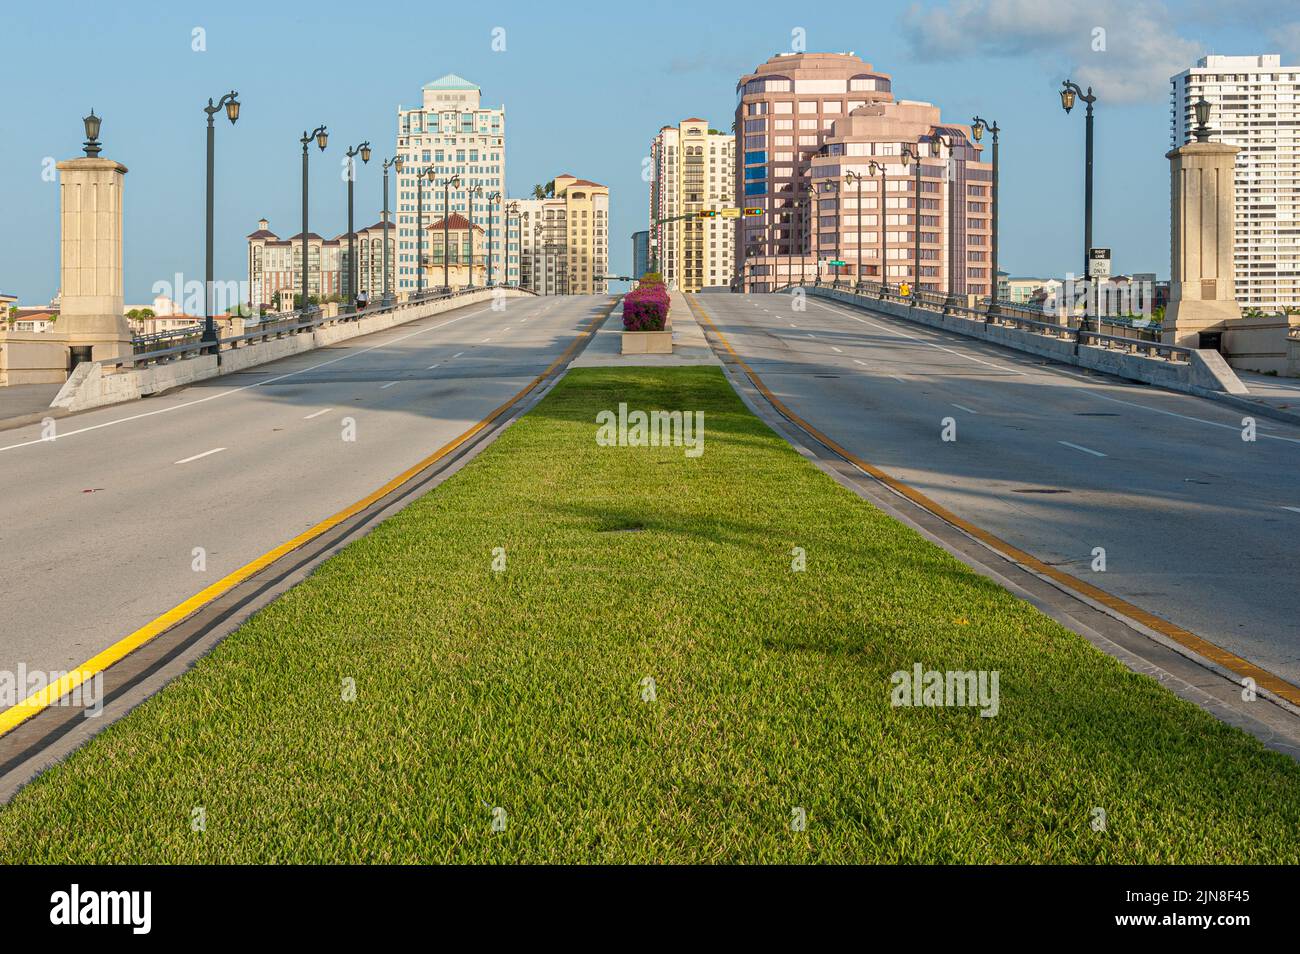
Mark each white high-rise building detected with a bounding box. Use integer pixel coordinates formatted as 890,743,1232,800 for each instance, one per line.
394,74,510,291
648,119,735,291
1171,54,1300,311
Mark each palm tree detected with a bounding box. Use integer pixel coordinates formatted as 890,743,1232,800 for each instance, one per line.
532,183,546,200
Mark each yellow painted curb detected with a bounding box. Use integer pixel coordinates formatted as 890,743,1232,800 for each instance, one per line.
686,294,1300,707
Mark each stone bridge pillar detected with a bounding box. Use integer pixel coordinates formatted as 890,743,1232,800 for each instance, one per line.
1163,140,1241,348
55,149,133,366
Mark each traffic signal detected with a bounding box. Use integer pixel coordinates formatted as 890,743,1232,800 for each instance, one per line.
744,207,762,216
698,209,718,218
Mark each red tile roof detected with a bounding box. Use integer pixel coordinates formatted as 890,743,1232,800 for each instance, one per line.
426,213,483,232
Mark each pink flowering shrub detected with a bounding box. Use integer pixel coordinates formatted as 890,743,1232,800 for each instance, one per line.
622,278,670,331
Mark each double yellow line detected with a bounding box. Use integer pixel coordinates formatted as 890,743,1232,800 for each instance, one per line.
687,294,1300,708
0,301,614,739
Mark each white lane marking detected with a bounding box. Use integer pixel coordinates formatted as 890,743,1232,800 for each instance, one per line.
502,327,511,332
810,299,1026,376
426,363,441,370
853,359,868,366
481,338,493,342
831,346,843,353
380,381,399,389
0,305,494,454
1282,506,1300,514
452,352,465,358
951,403,978,414
303,408,332,420
1078,389,1300,446
1058,440,1107,458
790,323,798,328
174,447,226,465
806,333,816,339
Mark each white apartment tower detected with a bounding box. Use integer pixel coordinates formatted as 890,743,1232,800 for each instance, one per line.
1171,54,1300,311
394,74,510,291
648,119,736,291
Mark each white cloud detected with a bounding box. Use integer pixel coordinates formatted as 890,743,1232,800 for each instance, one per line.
901,0,1203,103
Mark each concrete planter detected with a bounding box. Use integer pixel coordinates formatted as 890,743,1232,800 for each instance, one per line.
621,329,672,354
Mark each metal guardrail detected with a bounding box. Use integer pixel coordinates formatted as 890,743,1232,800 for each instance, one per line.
785,280,1192,364
102,285,533,371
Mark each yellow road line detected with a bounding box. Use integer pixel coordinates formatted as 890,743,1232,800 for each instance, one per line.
0,301,614,739
687,294,1300,707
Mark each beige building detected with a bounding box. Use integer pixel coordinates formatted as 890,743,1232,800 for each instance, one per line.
515,174,610,295
246,216,394,307
648,119,736,291
423,213,487,288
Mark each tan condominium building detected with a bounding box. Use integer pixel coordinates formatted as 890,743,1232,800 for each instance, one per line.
515,174,610,295
648,118,736,291
246,216,395,308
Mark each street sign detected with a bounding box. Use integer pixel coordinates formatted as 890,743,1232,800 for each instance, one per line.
1088,247,1111,279
720,208,742,218
829,260,846,267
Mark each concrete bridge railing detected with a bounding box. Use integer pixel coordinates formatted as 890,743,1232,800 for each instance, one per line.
790,282,1248,398
52,286,535,414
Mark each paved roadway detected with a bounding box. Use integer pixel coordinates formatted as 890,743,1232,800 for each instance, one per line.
0,295,605,682
698,292,1300,686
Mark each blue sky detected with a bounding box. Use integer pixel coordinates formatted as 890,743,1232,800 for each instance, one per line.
2,0,1298,303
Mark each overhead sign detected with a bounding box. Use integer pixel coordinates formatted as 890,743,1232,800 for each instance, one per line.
720,208,742,218
1088,247,1111,278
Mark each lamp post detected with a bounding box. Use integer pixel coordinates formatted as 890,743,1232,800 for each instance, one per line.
202,91,239,351
415,165,435,297
971,116,1000,311
844,170,866,288
82,109,103,157
506,201,519,287
380,155,403,307
485,191,501,286
441,174,461,291
466,184,482,288
1060,80,1097,331
534,223,545,296
901,141,922,300
866,160,886,290
299,125,328,316
931,134,952,299
342,142,371,313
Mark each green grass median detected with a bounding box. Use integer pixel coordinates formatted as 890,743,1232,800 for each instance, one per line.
2,365,1298,863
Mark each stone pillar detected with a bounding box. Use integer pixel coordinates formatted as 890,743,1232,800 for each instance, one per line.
55,156,133,364
1163,142,1241,348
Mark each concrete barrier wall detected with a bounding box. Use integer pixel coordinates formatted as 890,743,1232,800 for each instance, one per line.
807,286,1247,396
52,288,529,413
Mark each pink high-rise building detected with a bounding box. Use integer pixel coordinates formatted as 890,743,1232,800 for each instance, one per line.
734,52,993,296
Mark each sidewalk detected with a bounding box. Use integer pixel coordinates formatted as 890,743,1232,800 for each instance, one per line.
0,382,64,430
571,290,719,368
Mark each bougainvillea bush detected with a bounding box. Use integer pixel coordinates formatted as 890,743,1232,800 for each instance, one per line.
622,280,670,331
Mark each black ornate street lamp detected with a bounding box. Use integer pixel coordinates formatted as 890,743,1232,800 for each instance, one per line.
415,165,435,297
466,184,482,289
299,125,328,315
485,191,502,286
380,155,403,306
1193,97,1213,142
441,174,461,291
1060,80,1098,331
202,92,239,350
971,116,1000,311
505,201,520,287
82,109,103,157
900,142,922,300
343,141,370,313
